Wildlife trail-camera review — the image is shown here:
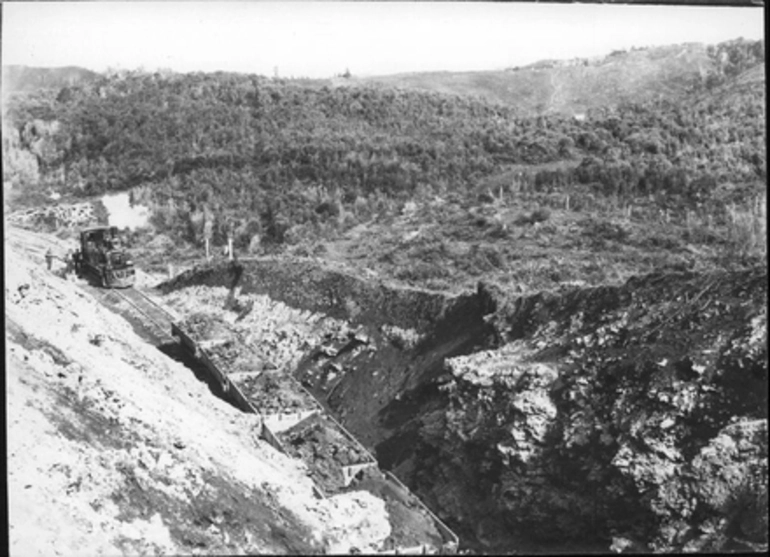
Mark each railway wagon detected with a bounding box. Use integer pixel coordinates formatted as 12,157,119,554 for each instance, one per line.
170,321,254,412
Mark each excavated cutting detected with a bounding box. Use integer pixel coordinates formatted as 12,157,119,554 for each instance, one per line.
162,277,460,553
159,258,768,554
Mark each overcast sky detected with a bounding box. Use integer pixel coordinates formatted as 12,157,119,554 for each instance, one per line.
2,2,764,78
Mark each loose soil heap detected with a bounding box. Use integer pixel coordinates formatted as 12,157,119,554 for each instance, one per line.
279,413,372,494
235,372,321,415
176,311,232,344
356,467,446,552
203,337,259,375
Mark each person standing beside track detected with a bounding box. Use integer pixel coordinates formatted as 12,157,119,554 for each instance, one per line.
64,250,75,278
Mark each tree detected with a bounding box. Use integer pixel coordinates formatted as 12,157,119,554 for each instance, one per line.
203,210,214,258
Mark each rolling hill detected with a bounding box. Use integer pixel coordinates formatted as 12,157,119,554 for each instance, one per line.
341,40,764,116
3,65,101,94
2,38,765,287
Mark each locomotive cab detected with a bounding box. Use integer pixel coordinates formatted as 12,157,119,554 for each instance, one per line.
75,226,135,288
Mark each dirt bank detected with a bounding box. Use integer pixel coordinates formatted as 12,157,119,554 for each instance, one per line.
159,258,461,334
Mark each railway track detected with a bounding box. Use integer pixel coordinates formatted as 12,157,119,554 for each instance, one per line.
92,286,178,344
87,284,238,402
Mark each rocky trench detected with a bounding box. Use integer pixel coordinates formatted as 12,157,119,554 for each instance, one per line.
161,260,768,553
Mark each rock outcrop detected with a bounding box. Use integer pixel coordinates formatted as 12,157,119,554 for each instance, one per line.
406,269,767,552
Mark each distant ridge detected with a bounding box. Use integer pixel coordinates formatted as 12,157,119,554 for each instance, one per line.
2,65,101,93
338,40,764,116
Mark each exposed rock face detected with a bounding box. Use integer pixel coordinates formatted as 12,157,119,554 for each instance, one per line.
20,119,62,162
3,118,64,187
2,122,40,185
403,268,767,552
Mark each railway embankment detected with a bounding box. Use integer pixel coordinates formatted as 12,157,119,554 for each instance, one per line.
6,228,395,555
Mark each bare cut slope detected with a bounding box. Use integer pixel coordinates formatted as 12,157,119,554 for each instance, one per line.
5,227,393,555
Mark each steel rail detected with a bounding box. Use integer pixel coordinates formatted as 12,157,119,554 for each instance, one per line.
128,288,180,321
108,288,177,343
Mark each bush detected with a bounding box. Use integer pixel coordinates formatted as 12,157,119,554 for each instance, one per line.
530,207,551,223
482,246,506,269
516,207,552,226
726,195,766,258
146,233,176,253
247,234,261,254
488,222,510,239
381,324,423,350
314,200,339,218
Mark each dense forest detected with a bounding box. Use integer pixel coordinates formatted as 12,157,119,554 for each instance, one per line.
4,39,765,251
